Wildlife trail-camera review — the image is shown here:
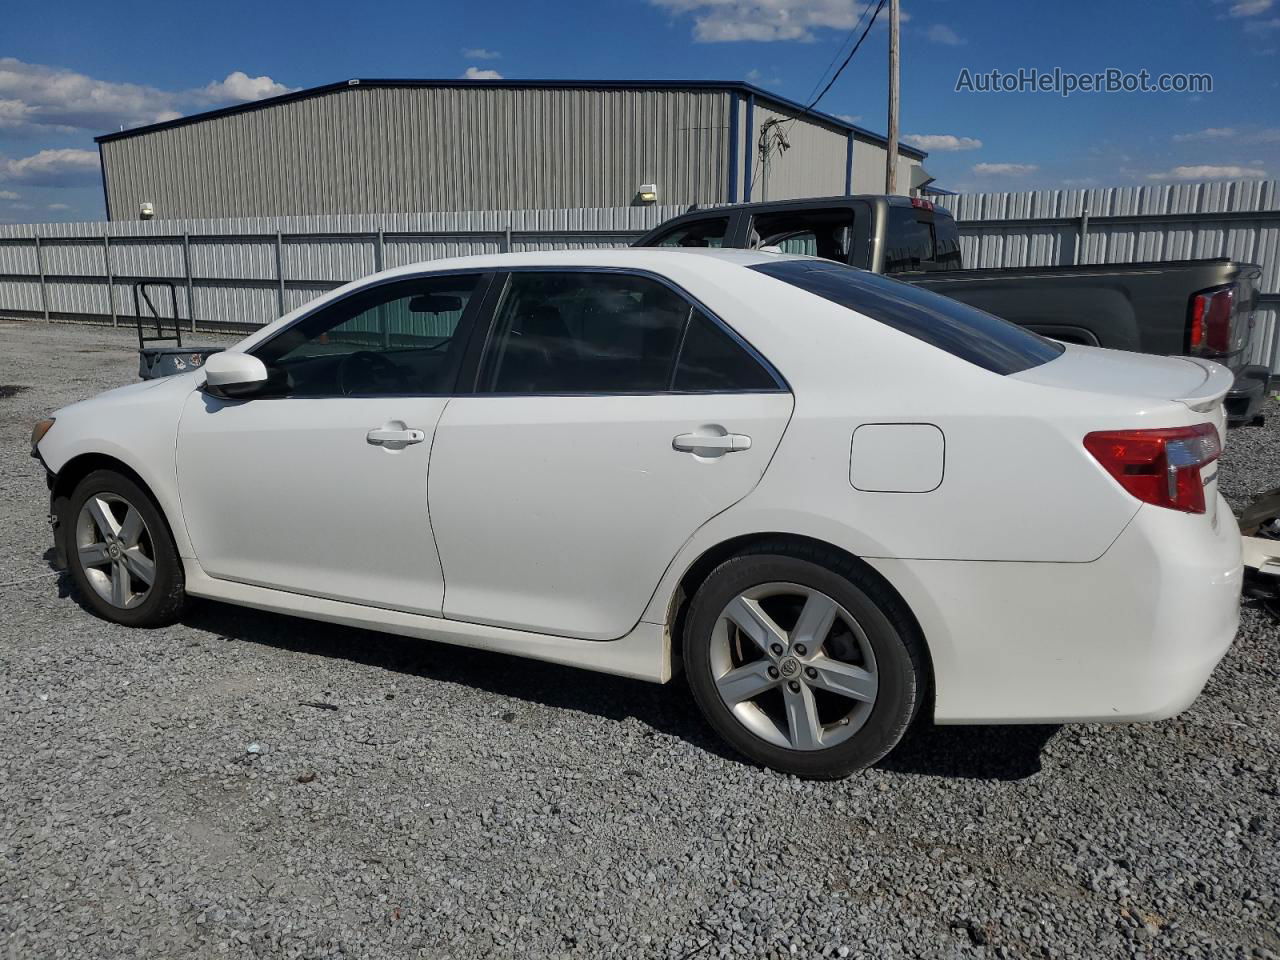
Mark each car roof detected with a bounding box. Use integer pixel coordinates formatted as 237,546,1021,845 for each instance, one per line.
376,246,801,279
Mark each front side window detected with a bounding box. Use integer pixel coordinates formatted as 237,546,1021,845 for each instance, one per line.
752,259,1063,375
651,218,730,248
479,271,783,394
253,274,483,396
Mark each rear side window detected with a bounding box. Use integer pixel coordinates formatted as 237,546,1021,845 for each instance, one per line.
674,312,780,392
650,218,729,248
481,272,688,393
751,259,1063,375
749,208,856,263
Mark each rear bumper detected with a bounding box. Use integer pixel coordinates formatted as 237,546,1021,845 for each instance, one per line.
1225,364,1270,423
868,494,1242,724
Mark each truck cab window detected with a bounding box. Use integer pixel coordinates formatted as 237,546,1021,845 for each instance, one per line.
651,218,730,248
883,207,935,273
749,209,855,263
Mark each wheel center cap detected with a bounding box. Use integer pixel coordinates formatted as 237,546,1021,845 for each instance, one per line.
778,656,800,678
108,543,121,559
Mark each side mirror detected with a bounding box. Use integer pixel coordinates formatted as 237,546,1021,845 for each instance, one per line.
204,351,269,399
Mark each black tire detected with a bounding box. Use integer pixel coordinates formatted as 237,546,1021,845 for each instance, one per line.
61,469,186,628
684,543,926,779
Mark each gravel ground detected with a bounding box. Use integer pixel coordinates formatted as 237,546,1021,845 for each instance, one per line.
1,318,1278,960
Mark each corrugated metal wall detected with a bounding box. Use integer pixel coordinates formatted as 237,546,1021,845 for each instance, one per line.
5,180,1278,375
745,103,849,202
0,205,682,330
942,179,1280,372
100,86,733,218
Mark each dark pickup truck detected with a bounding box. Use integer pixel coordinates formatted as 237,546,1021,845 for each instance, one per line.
634,195,1269,422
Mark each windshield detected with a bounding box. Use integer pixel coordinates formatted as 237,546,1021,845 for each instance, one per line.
751,259,1063,375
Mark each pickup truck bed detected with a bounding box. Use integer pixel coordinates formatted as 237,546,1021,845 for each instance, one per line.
634,195,1269,422
905,258,1268,421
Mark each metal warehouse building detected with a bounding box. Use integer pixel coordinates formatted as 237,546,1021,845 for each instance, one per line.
94,79,930,220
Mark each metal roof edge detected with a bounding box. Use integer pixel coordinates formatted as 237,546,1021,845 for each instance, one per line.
93,78,927,159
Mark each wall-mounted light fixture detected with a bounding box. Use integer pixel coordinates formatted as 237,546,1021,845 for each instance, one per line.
139,201,155,221
637,183,658,204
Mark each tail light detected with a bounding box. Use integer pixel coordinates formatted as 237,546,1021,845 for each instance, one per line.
1188,286,1235,354
1083,424,1221,514
910,197,935,211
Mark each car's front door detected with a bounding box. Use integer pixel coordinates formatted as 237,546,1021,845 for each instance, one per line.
428,269,795,641
175,272,491,615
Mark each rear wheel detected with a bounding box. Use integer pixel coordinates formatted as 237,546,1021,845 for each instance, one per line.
684,545,925,778
62,469,186,627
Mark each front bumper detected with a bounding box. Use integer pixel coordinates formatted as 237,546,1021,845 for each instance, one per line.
868,494,1242,724
1225,364,1271,423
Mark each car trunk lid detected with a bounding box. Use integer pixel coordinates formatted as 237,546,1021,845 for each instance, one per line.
1013,343,1231,525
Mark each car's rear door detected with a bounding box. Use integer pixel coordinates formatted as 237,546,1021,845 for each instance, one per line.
427,268,794,641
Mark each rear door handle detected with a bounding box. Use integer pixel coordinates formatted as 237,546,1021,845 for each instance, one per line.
367,424,425,449
672,432,752,453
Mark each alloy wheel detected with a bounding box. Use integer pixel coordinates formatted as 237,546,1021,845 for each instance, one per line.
710,582,879,751
75,492,156,609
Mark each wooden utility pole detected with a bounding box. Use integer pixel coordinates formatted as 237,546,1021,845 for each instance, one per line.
885,0,900,194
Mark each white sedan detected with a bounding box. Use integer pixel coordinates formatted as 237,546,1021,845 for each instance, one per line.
31,249,1242,778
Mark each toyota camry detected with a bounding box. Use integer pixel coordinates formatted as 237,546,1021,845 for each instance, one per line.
31,249,1242,778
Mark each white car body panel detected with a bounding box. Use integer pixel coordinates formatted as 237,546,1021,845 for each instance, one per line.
175,392,451,615
35,248,1242,727
429,392,793,640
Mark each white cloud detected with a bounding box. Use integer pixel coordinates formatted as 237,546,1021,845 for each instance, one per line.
835,113,862,123
925,24,965,45
650,0,879,42
1148,164,1267,180
200,71,295,103
903,133,982,151
1173,127,1237,141
972,162,1038,176
1063,177,1099,187
47,202,70,210
462,66,504,80
0,148,100,186
0,58,296,135
1229,0,1272,15
746,67,782,85
462,47,502,60
1174,127,1280,144
0,189,18,200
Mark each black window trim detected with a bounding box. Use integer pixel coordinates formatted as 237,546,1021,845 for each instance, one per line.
459,265,791,397
238,269,499,400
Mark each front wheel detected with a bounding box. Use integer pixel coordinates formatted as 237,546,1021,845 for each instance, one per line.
62,469,186,628
684,546,926,779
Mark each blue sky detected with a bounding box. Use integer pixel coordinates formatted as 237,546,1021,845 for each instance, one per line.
2,0,1278,222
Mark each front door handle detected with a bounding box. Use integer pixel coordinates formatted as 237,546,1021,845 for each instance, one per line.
672,432,752,453
367,422,425,449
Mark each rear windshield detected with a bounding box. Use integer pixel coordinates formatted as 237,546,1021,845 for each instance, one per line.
751,259,1063,375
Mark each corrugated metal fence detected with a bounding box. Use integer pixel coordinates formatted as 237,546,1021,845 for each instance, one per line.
943,179,1280,372
2,179,1278,373
0,206,684,333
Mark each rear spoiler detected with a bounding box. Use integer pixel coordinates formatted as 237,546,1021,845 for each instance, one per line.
1178,357,1235,414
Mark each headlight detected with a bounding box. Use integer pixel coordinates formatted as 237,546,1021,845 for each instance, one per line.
30,418,55,453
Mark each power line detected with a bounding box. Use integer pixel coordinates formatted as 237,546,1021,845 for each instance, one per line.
804,0,886,115
749,0,886,199
800,1,879,109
